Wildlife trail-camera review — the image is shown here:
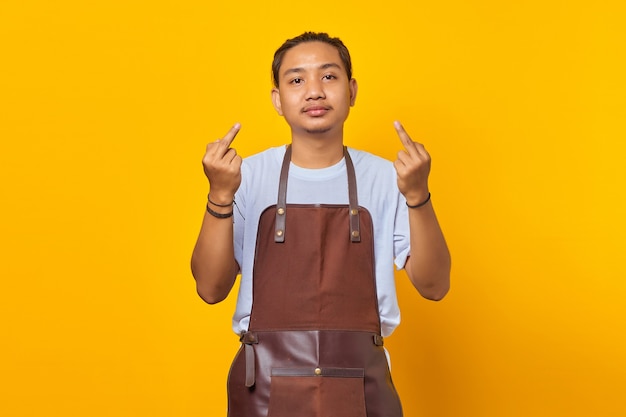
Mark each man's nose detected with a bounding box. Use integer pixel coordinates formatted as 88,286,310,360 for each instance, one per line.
305,79,325,100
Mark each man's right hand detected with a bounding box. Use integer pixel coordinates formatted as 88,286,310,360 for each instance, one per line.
202,123,243,204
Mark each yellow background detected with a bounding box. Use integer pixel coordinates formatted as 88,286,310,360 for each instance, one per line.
1,0,625,416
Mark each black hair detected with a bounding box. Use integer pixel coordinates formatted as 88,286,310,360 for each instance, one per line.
272,32,352,87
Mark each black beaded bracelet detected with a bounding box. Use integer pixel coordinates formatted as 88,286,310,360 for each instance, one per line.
206,203,234,219
406,192,431,209
207,194,234,207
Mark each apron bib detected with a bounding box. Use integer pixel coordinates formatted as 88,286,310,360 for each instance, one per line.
227,146,403,417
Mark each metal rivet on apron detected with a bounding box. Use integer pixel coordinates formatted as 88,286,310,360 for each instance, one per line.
276,230,284,237
277,207,285,215
314,367,322,376
351,230,360,238
350,208,358,216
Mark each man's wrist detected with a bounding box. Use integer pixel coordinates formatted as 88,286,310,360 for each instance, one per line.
207,192,235,207
206,203,234,219
406,192,431,209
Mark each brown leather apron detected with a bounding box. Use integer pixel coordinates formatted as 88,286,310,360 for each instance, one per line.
227,146,403,417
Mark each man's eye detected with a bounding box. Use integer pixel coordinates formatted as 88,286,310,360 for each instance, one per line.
323,74,336,80
291,78,303,84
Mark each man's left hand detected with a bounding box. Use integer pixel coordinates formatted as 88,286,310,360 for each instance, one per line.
393,121,431,205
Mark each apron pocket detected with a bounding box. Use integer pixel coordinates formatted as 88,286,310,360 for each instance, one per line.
267,367,366,417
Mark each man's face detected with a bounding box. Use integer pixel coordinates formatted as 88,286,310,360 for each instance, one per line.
271,41,357,137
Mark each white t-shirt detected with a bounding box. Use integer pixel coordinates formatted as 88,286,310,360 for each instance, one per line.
232,146,411,337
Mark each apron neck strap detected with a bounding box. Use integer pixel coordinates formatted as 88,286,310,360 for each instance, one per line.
274,145,361,243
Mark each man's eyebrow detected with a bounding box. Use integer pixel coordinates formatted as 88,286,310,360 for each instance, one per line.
282,67,304,77
319,63,342,71
282,63,343,78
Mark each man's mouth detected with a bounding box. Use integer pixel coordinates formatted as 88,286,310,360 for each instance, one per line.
303,106,330,116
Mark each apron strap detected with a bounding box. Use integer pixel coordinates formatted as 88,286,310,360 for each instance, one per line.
344,147,361,242
274,145,291,243
240,331,259,387
274,145,361,243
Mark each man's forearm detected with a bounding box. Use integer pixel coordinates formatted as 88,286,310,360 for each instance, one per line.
405,201,451,301
191,209,239,304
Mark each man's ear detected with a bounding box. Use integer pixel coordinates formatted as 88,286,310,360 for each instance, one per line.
271,88,283,116
349,78,358,107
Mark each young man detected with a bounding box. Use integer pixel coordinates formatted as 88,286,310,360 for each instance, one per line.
191,32,450,417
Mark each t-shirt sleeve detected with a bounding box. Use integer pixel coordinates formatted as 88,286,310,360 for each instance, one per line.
393,190,411,270
233,163,247,273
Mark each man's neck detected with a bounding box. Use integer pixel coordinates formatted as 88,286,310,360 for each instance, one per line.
290,133,345,168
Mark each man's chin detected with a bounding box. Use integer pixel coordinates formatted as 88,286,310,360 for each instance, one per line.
304,126,332,135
